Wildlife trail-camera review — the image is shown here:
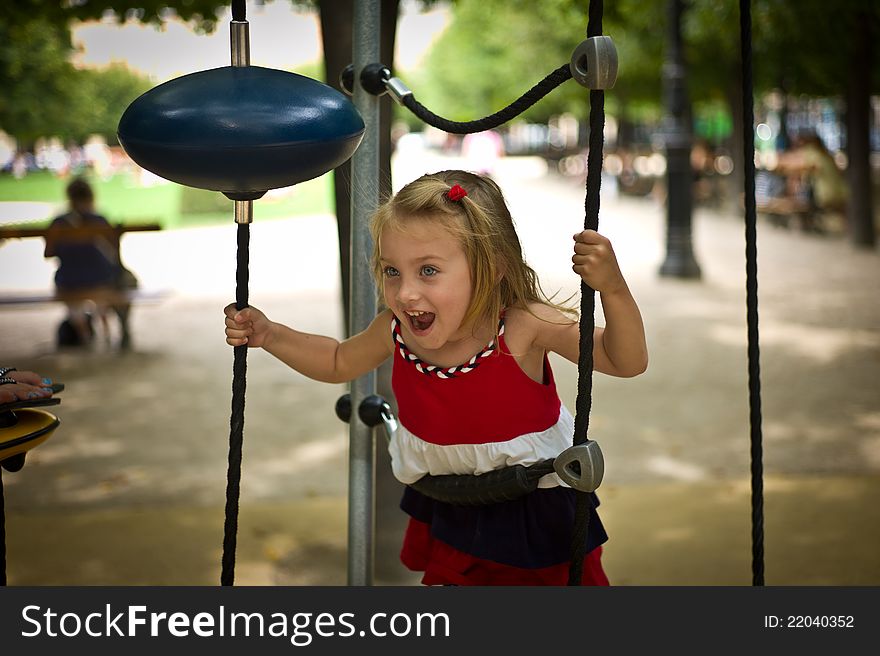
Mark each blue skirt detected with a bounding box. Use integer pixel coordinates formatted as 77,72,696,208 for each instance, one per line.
400,485,607,569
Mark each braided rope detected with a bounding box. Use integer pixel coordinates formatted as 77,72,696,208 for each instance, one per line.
739,0,765,587
222,222,250,586
401,65,573,135
231,0,246,21
220,0,251,589
566,0,606,587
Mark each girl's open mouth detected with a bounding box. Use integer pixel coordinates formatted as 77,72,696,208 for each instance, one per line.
406,311,435,334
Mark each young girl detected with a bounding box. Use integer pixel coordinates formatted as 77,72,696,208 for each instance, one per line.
224,170,647,586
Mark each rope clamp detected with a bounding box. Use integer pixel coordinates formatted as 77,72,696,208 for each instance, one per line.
570,35,618,90
553,440,605,492
384,77,413,106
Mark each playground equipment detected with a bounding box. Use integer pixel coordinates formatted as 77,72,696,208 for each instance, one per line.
122,0,619,586
0,382,62,586
2,0,767,588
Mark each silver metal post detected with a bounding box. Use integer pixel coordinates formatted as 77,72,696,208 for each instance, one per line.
231,20,252,223
348,0,381,586
230,21,250,67
234,200,253,224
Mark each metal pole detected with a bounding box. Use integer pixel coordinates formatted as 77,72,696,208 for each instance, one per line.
348,0,381,586
659,0,701,279
231,18,253,225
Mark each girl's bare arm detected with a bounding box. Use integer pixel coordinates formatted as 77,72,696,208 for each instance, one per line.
226,306,394,383
522,227,649,377
526,302,646,378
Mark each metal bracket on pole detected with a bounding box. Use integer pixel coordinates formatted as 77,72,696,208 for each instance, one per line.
336,393,397,444
570,35,618,89
339,62,412,106
230,18,253,222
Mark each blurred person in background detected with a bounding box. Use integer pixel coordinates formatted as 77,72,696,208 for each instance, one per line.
776,129,849,231
44,178,135,349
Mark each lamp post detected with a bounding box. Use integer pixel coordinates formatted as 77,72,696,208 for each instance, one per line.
659,0,701,279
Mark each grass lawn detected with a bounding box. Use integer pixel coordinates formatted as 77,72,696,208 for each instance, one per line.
0,169,334,230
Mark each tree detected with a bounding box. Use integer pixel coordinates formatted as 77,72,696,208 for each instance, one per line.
420,0,656,125
0,1,224,33
317,0,399,334
1,0,232,140
685,0,878,246
0,17,81,144
1,0,401,284
0,11,170,145
416,0,878,247
77,65,154,142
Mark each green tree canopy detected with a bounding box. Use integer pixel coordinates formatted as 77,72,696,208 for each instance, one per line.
414,0,879,127
0,1,229,145
416,0,600,124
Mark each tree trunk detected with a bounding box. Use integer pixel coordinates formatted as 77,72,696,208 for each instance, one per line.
844,9,876,249
319,0,397,335
319,1,355,333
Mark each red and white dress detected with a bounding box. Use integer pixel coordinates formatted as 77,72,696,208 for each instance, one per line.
389,313,609,586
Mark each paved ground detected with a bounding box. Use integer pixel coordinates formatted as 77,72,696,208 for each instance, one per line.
1,154,879,586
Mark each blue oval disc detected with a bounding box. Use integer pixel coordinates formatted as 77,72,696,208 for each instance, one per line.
118,66,364,197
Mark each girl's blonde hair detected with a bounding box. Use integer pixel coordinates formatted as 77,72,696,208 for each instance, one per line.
369,170,575,336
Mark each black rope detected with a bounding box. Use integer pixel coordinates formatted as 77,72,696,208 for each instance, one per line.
222,221,250,586
231,0,246,21
401,65,573,135
567,0,605,587
221,0,249,588
0,468,5,586
739,0,764,587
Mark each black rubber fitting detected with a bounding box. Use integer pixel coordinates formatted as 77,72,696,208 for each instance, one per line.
335,393,352,423
359,63,390,96
334,393,389,427
339,64,354,96
358,394,388,427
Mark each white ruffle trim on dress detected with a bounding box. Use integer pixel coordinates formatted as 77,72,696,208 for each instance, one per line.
388,405,576,489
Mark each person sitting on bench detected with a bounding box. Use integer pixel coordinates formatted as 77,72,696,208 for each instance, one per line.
44,178,134,349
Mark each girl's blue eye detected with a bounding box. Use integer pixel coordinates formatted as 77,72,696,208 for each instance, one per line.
383,266,399,277
421,265,438,277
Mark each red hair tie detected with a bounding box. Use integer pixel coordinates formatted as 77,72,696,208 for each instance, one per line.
446,184,468,202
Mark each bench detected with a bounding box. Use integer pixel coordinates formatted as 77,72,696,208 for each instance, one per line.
0,288,170,307
0,222,168,347
0,221,161,240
